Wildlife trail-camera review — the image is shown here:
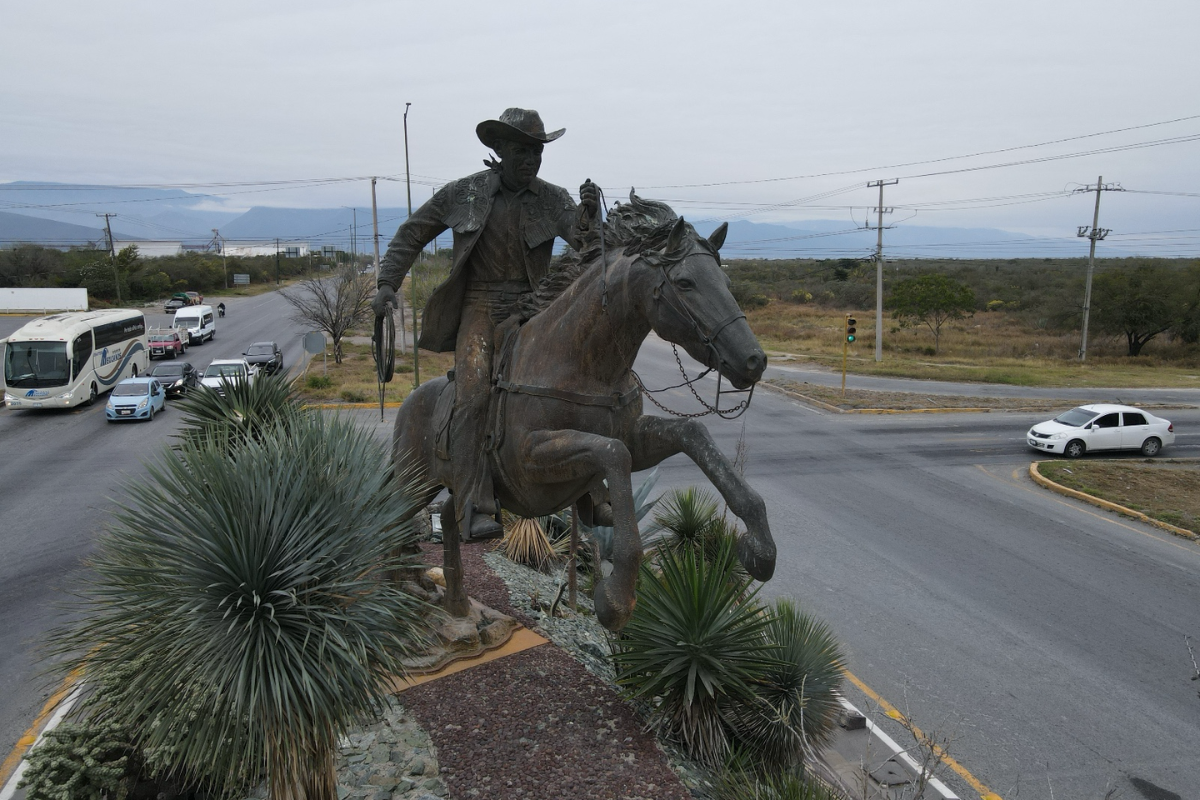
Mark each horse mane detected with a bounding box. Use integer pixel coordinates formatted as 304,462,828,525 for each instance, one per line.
515,191,698,320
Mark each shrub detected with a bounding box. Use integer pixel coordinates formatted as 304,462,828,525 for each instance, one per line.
724,599,846,769
19,719,133,800
47,413,432,800
305,374,334,389
610,538,776,766
175,372,304,452
340,388,368,402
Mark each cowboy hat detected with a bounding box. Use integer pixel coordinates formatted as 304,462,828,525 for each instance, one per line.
476,108,565,148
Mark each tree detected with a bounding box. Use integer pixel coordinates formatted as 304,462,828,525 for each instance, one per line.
886,273,976,353
280,265,374,363
1091,262,1200,355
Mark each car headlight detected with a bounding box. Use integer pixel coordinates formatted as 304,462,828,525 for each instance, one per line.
106,401,114,410
138,399,148,409
1050,432,1068,440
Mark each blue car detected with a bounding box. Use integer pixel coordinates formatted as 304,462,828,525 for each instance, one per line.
105,377,167,422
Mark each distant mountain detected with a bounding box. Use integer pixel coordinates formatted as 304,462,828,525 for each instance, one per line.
1,181,1073,258
0,211,109,248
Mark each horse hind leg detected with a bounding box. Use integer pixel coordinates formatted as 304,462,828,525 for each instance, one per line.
519,430,641,631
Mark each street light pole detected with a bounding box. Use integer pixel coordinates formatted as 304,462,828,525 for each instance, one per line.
404,101,420,387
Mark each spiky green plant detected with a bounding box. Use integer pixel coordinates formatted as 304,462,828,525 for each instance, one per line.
651,485,747,580
50,412,432,800
714,751,842,800
724,599,847,770
174,370,305,451
18,718,133,800
609,537,779,766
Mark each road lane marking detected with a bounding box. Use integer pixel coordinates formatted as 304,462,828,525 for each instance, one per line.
844,669,1003,800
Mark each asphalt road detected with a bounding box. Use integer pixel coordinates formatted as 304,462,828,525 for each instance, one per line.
3,301,1200,800
636,339,1200,800
0,294,312,766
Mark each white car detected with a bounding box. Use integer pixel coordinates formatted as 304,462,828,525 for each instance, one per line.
1027,403,1175,458
200,358,258,397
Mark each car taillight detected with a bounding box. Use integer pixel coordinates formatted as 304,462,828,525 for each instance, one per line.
1168,423,1174,432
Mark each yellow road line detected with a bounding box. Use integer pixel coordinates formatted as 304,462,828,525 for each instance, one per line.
0,667,83,787
843,668,1002,800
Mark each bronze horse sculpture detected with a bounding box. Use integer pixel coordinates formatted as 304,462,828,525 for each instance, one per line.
393,193,775,631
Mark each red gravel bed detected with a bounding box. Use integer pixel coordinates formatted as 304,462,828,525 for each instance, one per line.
406,542,693,800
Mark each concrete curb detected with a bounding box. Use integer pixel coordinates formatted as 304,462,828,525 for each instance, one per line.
1029,461,1199,541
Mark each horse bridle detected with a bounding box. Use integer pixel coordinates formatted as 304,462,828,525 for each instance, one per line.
633,241,755,420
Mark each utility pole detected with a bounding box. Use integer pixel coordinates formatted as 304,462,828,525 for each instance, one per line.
404,101,419,386
867,179,897,362
275,238,281,285
1074,176,1122,362
97,213,121,304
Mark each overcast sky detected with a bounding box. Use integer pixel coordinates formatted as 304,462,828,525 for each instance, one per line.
5,0,1200,251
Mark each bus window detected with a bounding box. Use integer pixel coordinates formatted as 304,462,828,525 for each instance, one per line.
72,332,93,381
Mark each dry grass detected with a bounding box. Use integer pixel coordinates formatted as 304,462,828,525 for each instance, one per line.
1037,460,1200,534
297,339,454,405
498,515,561,572
766,379,1085,413
749,305,1200,389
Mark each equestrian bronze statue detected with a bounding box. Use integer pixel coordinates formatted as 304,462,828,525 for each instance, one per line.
373,108,598,541
392,191,776,632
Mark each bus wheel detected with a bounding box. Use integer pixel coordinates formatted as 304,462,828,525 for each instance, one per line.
87,383,98,406
131,364,138,377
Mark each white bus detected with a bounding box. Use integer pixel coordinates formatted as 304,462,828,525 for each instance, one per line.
2,310,149,409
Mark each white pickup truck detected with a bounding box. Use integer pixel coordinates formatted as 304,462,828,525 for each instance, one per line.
199,358,258,397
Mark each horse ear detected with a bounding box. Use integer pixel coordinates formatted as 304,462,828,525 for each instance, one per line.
708,222,728,251
666,218,687,253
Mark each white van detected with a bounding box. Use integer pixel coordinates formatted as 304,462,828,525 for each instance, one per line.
172,305,215,345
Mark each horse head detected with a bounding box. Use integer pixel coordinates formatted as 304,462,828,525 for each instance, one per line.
643,217,766,390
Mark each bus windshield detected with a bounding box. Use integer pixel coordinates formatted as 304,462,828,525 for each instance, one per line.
4,341,70,388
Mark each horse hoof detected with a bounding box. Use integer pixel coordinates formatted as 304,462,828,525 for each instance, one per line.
737,535,776,582
593,581,634,632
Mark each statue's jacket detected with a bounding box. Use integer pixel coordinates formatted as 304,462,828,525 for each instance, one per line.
379,169,582,353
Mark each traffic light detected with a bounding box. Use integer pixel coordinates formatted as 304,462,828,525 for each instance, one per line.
845,316,857,343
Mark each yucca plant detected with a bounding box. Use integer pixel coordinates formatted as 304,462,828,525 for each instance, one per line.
49,412,432,800
609,537,779,766
499,514,561,572
723,599,847,770
174,371,305,452
652,486,740,564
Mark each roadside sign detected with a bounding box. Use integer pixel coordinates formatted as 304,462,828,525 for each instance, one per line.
302,332,325,354
233,273,250,285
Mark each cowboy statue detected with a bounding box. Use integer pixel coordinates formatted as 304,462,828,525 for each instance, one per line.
373,108,599,540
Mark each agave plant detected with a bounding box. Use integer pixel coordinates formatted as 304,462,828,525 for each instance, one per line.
609,536,779,766
174,370,305,452
723,599,847,770
580,467,661,562
50,412,432,800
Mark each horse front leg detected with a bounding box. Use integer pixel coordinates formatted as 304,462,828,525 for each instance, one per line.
628,415,776,582
520,430,639,632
